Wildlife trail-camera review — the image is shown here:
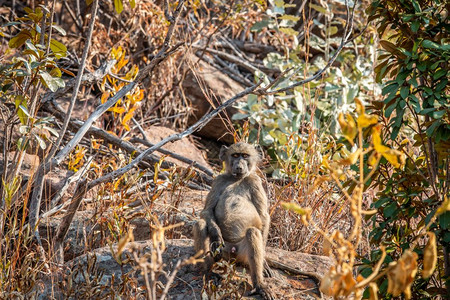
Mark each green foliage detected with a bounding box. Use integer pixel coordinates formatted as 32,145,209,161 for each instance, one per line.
0,6,66,154
0,6,67,295
234,0,377,177
364,0,449,297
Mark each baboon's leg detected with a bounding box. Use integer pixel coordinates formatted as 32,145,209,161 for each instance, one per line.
237,227,266,289
193,219,214,271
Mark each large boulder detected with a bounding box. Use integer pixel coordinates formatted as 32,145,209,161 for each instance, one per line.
182,56,244,143
143,125,210,169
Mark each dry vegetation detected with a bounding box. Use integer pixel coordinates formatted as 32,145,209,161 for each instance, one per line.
0,0,447,299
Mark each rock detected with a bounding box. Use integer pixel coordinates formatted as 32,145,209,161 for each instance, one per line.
42,168,75,204
35,239,330,299
0,151,40,177
182,56,244,143
143,126,210,169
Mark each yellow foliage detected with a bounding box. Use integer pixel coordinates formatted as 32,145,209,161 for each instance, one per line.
372,125,405,168
101,47,144,133
355,99,378,128
281,202,311,225
338,112,357,144
436,194,450,217
387,250,418,299
67,146,86,172
338,148,361,165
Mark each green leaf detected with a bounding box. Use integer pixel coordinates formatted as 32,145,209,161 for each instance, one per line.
433,69,447,80
385,102,397,117
411,20,420,33
425,120,440,136
17,137,28,151
231,113,249,120
384,202,397,218
309,3,327,14
422,40,440,50
9,30,30,48
278,14,300,22
439,211,450,229
33,134,47,149
326,26,338,36
129,0,136,8
411,0,421,12
251,19,270,32
49,67,62,77
279,27,299,36
435,79,448,92
51,24,66,36
40,71,65,92
419,107,436,115
432,110,446,119
382,82,399,96
14,96,29,125
114,0,124,14
400,86,409,99
50,39,67,58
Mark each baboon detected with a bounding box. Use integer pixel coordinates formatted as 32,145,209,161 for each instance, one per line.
193,142,274,299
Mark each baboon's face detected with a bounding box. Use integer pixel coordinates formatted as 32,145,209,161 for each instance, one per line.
220,143,259,179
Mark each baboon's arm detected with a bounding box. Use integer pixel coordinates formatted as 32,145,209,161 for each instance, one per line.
200,179,225,245
250,177,270,247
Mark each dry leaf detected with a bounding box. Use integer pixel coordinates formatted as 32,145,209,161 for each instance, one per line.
422,232,437,279
387,250,418,299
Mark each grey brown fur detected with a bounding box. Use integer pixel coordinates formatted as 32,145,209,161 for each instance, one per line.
193,142,274,300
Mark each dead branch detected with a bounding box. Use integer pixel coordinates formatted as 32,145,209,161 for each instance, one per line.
130,137,214,177
42,99,214,186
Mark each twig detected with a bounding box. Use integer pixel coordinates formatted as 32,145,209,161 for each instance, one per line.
42,59,116,103
49,156,94,208
52,178,88,263
193,45,270,76
43,100,214,189
130,137,214,177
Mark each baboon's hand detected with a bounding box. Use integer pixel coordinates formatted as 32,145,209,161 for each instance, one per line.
210,233,224,254
209,226,224,254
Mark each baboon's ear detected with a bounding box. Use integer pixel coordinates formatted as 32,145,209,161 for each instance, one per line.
219,145,229,161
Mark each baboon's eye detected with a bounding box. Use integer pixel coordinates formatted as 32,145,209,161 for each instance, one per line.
242,153,249,158
232,153,240,158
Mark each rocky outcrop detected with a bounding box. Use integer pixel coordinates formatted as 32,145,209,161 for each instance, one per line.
183,56,244,143
35,239,331,299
